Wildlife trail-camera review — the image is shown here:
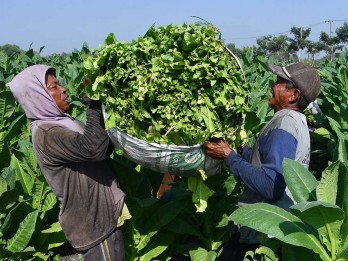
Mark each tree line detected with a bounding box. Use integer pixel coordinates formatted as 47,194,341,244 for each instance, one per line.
2,22,348,63
226,22,348,63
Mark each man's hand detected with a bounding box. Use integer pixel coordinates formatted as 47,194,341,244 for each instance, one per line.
203,139,233,159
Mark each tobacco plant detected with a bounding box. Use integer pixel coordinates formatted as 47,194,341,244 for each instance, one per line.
230,158,348,261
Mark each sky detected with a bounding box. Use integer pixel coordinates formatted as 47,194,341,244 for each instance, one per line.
1,0,348,56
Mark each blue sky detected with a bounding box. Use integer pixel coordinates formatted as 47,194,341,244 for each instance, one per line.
1,0,348,56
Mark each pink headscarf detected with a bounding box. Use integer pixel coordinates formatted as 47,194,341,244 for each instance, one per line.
6,64,84,138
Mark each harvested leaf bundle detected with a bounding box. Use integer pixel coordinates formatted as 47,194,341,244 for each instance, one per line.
84,23,248,146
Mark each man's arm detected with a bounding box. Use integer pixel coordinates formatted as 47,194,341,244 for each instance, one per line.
226,129,297,202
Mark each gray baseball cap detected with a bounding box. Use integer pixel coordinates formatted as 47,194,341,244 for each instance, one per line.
267,62,321,103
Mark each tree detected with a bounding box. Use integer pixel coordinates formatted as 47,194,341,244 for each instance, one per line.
306,41,325,64
288,26,311,61
225,43,243,58
319,32,342,60
0,44,23,56
256,34,292,61
336,22,348,44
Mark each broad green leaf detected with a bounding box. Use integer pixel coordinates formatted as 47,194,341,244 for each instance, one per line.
211,240,224,252
0,189,19,212
0,91,16,126
244,111,261,132
282,158,318,203
0,246,11,260
36,227,66,252
27,145,39,174
316,161,341,204
255,246,278,261
291,201,344,258
223,174,239,196
138,232,175,261
84,57,94,70
166,216,203,237
4,113,26,143
40,192,57,219
216,213,232,228
338,137,347,163
11,154,34,196
256,101,270,121
143,199,188,233
230,203,331,261
32,176,46,210
0,139,11,170
282,244,321,261
188,176,214,212
336,247,348,261
33,251,50,260
41,222,62,233
189,247,217,261
7,210,39,252
25,49,34,59
1,165,16,189
327,116,344,139
200,106,216,133
9,246,38,260
19,159,36,179
45,231,66,250
314,127,331,136
337,162,348,248
338,66,348,93
0,176,7,196
134,197,158,208
67,64,79,83
244,250,258,261
339,105,348,130
1,201,32,235
137,231,157,252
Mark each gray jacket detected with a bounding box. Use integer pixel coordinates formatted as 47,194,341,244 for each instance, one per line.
7,65,125,251
33,102,125,250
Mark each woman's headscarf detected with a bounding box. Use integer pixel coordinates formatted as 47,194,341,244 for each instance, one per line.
6,64,84,138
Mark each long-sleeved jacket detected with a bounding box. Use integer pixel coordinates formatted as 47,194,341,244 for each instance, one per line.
33,101,125,251
7,65,126,251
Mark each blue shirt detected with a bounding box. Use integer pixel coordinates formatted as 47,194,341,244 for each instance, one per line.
227,109,311,244
226,128,297,202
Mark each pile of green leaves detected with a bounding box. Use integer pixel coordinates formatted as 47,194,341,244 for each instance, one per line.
84,23,248,145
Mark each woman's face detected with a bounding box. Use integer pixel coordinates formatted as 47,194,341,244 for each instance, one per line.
46,74,70,113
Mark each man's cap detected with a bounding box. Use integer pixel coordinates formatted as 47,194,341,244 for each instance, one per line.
267,62,321,103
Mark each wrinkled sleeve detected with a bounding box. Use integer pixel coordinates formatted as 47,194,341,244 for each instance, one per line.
226,129,297,202
41,101,112,163
241,145,252,162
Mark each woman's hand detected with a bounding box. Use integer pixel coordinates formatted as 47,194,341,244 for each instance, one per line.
83,76,90,88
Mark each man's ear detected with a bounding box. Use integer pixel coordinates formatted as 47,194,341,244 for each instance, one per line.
289,88,301,103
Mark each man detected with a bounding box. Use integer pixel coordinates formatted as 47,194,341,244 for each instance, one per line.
7,65,131,260
204,62,321,260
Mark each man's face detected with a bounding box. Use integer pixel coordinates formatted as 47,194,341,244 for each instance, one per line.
46,74,70,113
268,79,297,112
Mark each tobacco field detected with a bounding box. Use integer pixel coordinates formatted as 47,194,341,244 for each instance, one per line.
0,23,348,260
